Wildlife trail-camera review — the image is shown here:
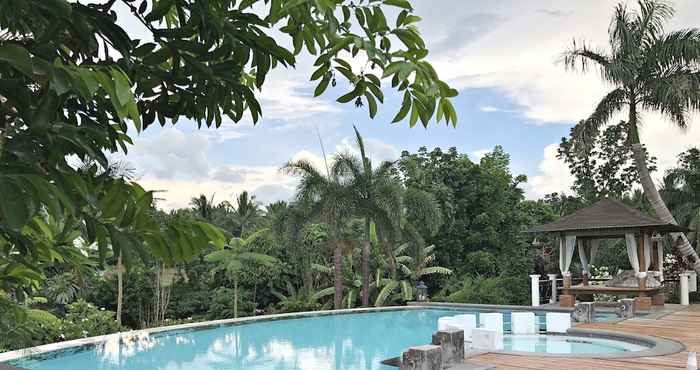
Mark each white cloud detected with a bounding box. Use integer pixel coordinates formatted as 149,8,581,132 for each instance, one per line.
334,136,400,164
479,105,500,113
123,127,298,210
525,143,574,199
470,149,491,162
127,127,210,180
639,112,700,182
256,64,341,122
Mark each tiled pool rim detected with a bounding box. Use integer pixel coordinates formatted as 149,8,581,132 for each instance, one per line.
0,303,685,365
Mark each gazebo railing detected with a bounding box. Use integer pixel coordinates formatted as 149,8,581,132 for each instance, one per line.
537,276,683,304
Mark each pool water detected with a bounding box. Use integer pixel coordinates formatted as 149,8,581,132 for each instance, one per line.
502,335,648,354
6,309,639,370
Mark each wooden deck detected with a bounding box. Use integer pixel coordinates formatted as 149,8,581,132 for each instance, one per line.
467,305,700,370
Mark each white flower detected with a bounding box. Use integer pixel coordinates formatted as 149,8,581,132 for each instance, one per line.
100,307,105,311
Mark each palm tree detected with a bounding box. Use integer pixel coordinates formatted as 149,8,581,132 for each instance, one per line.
190,194,216,221
233,191,261,237
78,159,135,326
375,242,452,306
661,148,700,248
205,229,277,318
331,126,402,307
562,0,700,270
283,159,356,309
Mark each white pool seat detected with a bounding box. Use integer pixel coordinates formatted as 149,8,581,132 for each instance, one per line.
479,312,504,334
450,314,477,339
511,312,537,335
477,312,504,350
437,316,461,331
471,328,499,350
545,312,571,333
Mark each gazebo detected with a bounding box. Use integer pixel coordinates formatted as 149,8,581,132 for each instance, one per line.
528,198,687,309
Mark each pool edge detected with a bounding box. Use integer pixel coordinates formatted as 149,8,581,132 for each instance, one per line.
484,327,685,359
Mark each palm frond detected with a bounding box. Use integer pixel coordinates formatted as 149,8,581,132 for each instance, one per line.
394,242,410,256
310,286,335,302
399,280,413,301
561,39,611,74
374,280,398,307
569,88,627,153
311,263,333,274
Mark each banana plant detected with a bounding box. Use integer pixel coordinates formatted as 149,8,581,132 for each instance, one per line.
375,243,452,307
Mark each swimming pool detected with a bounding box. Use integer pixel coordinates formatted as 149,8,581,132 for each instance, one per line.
0,308,649,370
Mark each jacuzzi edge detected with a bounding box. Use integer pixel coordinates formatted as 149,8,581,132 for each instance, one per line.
487,328,686,359
0,305,432,364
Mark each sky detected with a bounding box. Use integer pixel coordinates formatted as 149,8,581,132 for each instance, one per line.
114,0,700,210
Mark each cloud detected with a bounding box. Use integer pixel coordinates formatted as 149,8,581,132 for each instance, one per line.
335,136,400,164
256,65,341,122
470,149,491,162
252,184,296,204
479,105,500,113
525,143,574,199
127,127,210,180
211,166,249,183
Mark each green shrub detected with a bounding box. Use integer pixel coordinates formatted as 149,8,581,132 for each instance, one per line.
0,296,33,351
26,309,62,346
59,300,123,339
435,275,530,306
442,276,509,304
462,251,498,277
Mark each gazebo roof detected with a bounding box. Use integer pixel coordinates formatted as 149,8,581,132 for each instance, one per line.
527,198,687,234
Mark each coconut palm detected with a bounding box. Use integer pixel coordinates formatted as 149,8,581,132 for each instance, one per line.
205,229,278,318
562,0,700,270
661,148,700,248
190,194,216,222
233,191,261,237
331,126,402,307
375,243,452,306
283,159,356,309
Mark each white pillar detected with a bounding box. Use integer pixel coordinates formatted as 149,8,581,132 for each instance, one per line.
547,274,558,303
530,274,541,307
688,270,697,293
680,272,690,306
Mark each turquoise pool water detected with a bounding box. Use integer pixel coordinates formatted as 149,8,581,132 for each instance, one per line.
6,308,633,370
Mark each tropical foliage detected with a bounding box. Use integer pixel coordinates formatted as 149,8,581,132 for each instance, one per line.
561,0,700,270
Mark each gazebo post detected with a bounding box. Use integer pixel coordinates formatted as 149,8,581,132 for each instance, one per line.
636,234,652,310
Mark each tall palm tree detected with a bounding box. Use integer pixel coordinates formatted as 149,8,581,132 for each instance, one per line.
283,159,356,309
205,229,277,318
190,194,216,222
562,0,700,271
332,126,402,307
78,159,135,326
233,191,261,237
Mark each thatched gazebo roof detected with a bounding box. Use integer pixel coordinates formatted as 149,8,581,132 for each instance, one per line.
527,198,687,236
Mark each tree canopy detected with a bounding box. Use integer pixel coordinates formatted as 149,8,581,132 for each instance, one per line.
0,0,457,296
